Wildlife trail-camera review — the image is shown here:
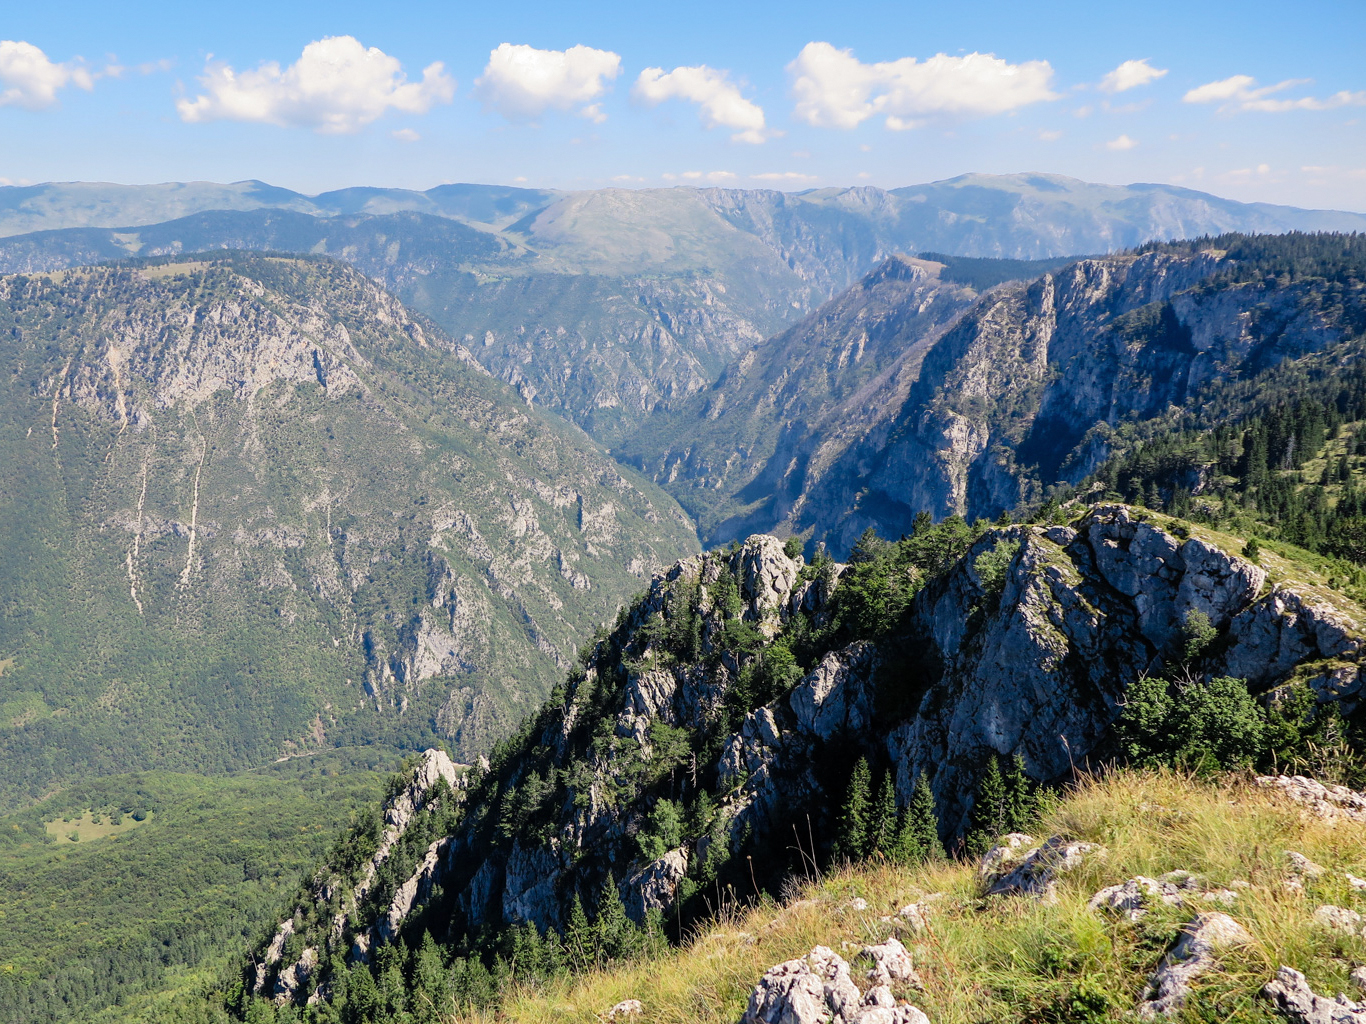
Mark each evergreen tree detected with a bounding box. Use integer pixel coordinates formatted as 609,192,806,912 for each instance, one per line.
835,757,873,862
869,771,898,857
1003,754,1038,834
594,873,636,963
564,892,593,972
965,753,1008,858
412,931,448,1013
893,772,944,864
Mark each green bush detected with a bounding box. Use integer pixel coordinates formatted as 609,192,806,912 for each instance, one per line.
1116,675,1267,771
972,539,1018,598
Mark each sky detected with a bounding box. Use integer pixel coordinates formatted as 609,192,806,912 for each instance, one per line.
1,0,1364,211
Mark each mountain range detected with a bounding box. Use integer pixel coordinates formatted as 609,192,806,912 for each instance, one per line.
2,174,1363,445
3,170,1366,1024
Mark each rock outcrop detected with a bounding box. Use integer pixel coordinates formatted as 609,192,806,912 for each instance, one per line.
1264,965,1366,1024
258,508,1366,1012
742,945,930,1024
980,834,1105,902
1258,776,1366,824
1139,913,1253,1018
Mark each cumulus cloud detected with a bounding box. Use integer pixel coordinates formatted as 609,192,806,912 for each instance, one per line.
176,36,455,133
1184,74,1366,113
787,41,1056,130
476,43,621,122
633,65,768,143
0,40,95,109
391,128,420,142
752,171,819,183
1105,133,1138,150
1098,58,1167,94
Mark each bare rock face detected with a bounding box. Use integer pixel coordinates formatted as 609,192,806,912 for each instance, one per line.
1264,965,1366,1024
378,839,449,944
272,947,317,1005
1258,776,1366,824
252,748,459,988
622,848,689,922
980,834,1105,902
1226,590,1365,695
789,643,879,742
1139,912,1253,1018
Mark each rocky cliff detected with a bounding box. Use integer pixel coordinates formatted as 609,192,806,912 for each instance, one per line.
628,233,1366,555
252,503,1366,1010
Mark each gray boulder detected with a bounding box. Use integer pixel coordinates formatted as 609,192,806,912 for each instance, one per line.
1139,912,1253,1017
1264,965,1366,1023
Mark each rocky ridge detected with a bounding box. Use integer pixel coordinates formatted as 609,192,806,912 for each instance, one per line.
627,236,1366,556
253,502,1366,1010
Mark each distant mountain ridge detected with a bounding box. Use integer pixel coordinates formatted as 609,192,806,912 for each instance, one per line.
1,174,1361,449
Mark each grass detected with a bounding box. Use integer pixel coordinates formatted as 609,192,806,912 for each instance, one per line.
458,770,1366,1024
43,808,151,843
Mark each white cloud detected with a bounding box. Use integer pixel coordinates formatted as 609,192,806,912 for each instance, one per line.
177,36,454,133
1098,58,1167,94
1184,74,1366,113
752,171,819,183
0,40,94,109
1105,133,1138,150
1038,128,1063,141
391,127,420,142
669,170,737,182
633,64,768,143
476,43,621,122
787,41,1056,130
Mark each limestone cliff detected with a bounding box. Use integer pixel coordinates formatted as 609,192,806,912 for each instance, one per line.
628,235,1366,556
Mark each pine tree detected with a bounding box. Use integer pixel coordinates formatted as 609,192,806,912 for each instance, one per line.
965,753,1007,858
835,757,873,862
893,772,943,864
564,892,593,972
594,872,636,963
869,771,898,857
1003,754,1038,834
412,931,448,1012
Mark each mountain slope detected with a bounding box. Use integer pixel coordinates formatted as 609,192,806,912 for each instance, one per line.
0,253,698,806
617,255,982,540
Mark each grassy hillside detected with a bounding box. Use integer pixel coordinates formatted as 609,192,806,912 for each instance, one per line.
234,770,1366,1024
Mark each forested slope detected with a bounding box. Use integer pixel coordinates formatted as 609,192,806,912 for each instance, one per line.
0,254,697,804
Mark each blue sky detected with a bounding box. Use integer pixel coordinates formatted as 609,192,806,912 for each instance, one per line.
2,0,1363,210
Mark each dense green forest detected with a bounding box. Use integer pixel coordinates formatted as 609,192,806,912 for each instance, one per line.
0,751,397,1024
